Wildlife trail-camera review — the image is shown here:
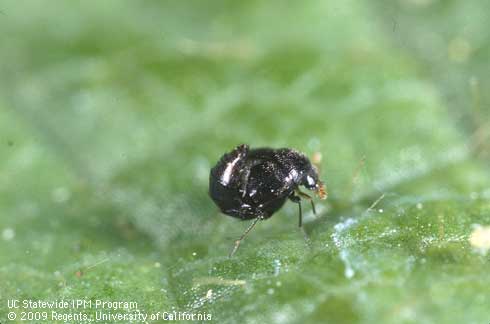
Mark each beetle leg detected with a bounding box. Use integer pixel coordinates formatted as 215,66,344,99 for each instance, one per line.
229,216,261,257
290,193,315,248
295,189,316,215
289,193,303,227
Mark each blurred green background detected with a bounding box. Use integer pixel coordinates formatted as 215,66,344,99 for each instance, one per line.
1,1,490,323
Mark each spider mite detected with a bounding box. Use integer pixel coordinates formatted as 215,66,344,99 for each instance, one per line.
209,144,327,256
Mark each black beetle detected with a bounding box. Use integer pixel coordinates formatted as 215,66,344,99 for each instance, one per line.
209,144,327,256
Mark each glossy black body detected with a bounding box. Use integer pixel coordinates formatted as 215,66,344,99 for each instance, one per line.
209,144,323,220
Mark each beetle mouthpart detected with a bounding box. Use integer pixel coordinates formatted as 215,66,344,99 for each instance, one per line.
316,182,327,200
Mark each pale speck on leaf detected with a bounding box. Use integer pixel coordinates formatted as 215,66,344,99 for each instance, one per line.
2,228,15,241
469,225,490,253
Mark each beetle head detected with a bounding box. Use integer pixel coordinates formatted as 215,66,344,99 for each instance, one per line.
301,164,327,200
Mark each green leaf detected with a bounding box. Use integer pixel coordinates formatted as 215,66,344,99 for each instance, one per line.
1,1,489,323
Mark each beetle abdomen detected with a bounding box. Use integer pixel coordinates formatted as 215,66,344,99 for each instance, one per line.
209,144,253,219
210,144,248,186
209,144,291,220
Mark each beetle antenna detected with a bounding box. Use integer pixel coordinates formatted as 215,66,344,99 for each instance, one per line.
312,151,322,173
229,217,261,257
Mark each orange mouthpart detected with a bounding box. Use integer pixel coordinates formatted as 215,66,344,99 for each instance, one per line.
316,182,327,200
